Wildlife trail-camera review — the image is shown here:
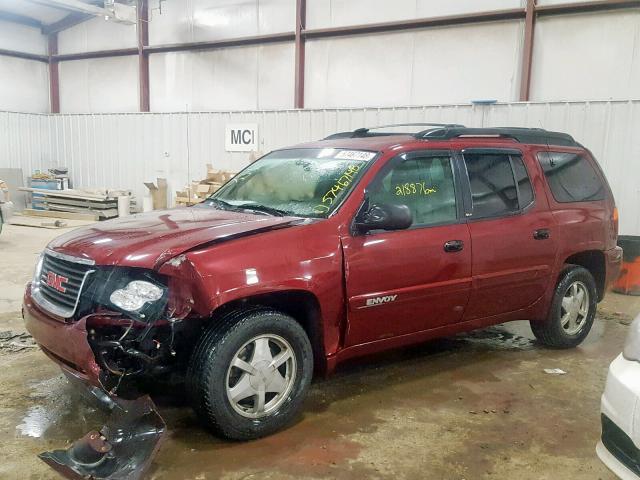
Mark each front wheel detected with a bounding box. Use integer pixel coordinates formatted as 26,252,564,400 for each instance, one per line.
187,308,313,440
530,265,597,348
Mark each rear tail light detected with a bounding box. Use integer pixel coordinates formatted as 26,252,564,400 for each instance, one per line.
612,207,619,235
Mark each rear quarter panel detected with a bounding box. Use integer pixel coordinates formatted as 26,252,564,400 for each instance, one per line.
530,146,616,268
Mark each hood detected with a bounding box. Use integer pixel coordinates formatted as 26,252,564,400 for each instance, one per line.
47,207,302,270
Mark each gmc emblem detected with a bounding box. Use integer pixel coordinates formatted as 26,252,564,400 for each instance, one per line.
46,271,69,293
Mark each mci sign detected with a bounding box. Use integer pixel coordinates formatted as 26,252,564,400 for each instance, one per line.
225,124,258,152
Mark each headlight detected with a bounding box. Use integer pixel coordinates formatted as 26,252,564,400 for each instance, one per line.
623,315,640,362
110,280,164,312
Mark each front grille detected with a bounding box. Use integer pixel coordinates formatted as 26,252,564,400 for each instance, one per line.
601,414,640,476
35,251,95,318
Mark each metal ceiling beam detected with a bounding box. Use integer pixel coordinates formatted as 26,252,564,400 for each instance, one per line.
0,10,42,29
0,48,48,62
25,0,109,17
53,47,138,61
536,0,640,16
41,1,640,62
42,12,94,35
144,32,296,55
302,8,526,39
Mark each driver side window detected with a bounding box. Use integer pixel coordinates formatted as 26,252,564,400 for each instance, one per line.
369,155,457,227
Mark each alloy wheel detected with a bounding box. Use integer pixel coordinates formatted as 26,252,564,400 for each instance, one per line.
560,280,590,335
225,334,297,419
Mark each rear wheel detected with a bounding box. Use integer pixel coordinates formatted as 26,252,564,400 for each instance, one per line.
531,265,597,348
187,308,313,440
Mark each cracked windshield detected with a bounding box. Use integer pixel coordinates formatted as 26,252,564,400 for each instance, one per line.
204,148,376,217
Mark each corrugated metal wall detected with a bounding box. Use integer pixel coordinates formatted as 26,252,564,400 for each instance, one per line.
1,100,639,234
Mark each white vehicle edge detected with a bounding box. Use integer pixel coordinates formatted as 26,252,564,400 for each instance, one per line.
597,314,640,479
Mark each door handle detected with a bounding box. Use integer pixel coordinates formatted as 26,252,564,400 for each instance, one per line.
533,228,550,240
444,240,464,252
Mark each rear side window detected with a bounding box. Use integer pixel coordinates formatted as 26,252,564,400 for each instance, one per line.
462,153,534,218
537,152,605,202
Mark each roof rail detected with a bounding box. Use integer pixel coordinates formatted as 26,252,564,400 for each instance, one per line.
415,126,579,147
323,123,465,140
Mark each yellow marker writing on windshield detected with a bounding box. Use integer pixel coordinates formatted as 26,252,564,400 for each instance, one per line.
313,164,362,214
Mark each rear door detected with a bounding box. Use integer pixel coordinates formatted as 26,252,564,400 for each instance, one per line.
341,150,472,346
459,148,558,320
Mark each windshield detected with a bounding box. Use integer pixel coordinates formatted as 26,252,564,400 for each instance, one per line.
206,148,376,218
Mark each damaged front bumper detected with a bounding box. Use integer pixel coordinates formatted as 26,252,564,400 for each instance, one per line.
24,284,102,386
23,285,168,479
41,369,166,480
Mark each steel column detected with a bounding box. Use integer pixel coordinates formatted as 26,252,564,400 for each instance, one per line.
294,0,306,109
519,0,536,101
48,34,60,113
138,0,150,112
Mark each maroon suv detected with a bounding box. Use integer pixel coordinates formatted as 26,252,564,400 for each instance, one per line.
24,124,622,443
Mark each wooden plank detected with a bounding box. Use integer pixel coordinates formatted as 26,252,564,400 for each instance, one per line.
23,208,99,222
44,204,118,218
19,187,110,201
9,217,68,229
43,198,117,209
11,214,94,228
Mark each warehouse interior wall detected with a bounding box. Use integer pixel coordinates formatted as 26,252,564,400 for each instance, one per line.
0,1,638,232
0,20,48,113
1,100,639,235
1,1,640,113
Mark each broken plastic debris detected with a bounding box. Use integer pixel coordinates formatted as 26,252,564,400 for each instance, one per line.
543,368,567,375
39,394,165,480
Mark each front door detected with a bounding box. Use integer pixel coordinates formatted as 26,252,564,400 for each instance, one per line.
342,151,472,347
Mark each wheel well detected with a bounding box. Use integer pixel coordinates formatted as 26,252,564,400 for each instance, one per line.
564,250,606,301
211,290,327,374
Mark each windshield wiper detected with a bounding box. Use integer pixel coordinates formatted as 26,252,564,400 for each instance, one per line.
205,198,234,210
235,203,290,217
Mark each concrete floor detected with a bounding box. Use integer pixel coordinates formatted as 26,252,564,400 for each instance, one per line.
1,223,640,480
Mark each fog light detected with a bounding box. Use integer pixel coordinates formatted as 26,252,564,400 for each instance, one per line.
110,280,163,312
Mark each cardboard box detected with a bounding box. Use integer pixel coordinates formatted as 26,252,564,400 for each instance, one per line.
144,178,168,210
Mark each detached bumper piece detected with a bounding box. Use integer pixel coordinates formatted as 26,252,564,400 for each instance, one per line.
39,395,166,480
601,414,640,477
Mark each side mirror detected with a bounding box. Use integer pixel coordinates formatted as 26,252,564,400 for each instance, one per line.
355,203,413,233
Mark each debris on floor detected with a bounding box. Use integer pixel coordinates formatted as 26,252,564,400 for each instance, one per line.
39,372,166,480
0,330,37,353
8,215,70,229
543,368,567,375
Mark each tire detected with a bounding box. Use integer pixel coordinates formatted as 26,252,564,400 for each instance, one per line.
530,265,598,348
187,308,313,440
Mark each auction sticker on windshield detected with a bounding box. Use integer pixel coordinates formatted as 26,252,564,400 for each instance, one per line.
334,150,376,161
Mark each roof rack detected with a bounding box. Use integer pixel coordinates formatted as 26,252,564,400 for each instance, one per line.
323,123,465,140
415,126,579,147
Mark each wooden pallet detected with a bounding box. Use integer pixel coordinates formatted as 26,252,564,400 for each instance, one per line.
19,187,124,220
23,208,99,222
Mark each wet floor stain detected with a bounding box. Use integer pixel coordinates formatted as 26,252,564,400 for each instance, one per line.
3,318,626,480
